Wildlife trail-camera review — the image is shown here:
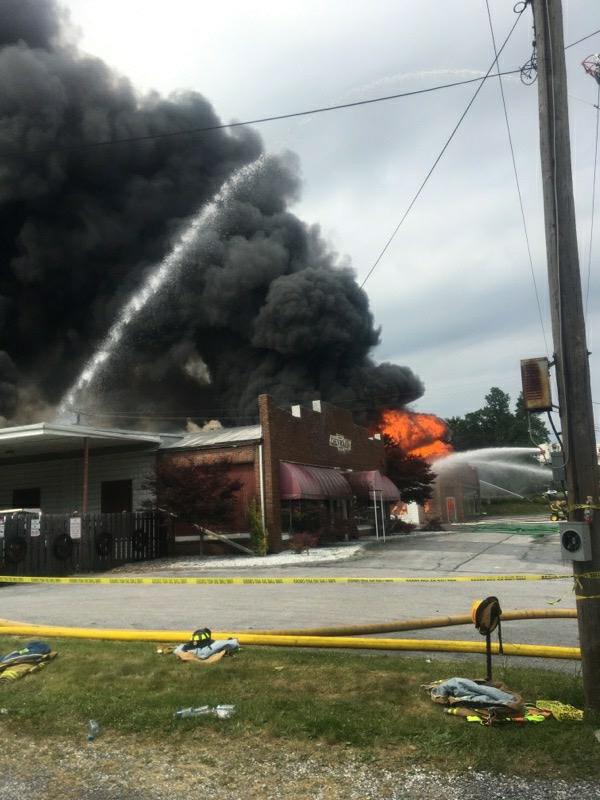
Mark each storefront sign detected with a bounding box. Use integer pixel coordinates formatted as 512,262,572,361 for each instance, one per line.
329,433,352,453
30,518,41,537
69,516,82,540
0,517,4,539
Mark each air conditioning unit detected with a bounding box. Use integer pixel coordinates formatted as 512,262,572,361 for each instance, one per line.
559,521,592,561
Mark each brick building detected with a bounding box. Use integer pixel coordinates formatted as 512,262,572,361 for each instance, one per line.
162,395,400,551
0,395,400,554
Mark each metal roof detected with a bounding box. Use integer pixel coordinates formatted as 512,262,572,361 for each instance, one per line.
162,425,262,450
0,422,181,461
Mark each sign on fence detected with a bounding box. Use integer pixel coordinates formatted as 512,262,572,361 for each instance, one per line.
69,517,82,540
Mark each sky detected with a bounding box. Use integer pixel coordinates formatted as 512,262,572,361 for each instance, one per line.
62,0,600,422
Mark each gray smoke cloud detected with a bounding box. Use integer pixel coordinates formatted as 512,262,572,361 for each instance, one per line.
0,0,423,427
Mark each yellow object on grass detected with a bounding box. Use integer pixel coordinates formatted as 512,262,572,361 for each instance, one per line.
536,699,584,721
0,662,45,681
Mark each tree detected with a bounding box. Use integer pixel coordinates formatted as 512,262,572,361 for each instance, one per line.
447,388,549,451
143,457,242,528
382,434,436,505
513,393,550,445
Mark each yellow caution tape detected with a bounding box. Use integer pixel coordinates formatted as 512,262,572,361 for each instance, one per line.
0,572,578,585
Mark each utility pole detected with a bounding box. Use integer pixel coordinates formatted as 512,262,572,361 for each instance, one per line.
532,0,600,715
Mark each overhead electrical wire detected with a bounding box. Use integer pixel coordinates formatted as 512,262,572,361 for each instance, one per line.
0,71,522,159
569,93,600,110
359,5,526,289
485,0,549,356
0,26,590,160
564,28,600,51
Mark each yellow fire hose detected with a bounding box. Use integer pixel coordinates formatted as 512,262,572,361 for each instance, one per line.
0,623,579,659
247,608,577,636
0,608,580,660
0,607,576,639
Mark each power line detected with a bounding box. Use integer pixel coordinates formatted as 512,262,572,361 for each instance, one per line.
0,71,521,160
72,408,260,421
564,28,600,51
585,83,600,321
485,0,549,356
360,6,526,289
569,93,600,110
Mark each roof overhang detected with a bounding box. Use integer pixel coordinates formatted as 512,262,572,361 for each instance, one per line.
344,470,401,502
161,425,262,450
280,462,352,500
0,422,178,463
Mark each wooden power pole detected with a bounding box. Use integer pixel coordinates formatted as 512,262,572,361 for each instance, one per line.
532,0,600,715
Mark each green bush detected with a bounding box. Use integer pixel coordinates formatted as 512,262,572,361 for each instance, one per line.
248,499,268,556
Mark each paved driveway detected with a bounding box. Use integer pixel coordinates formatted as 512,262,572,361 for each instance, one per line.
0,528,578,671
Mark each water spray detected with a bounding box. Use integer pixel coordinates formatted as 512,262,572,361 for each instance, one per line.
56,157,265,420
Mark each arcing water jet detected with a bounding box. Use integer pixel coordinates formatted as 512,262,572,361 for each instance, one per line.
56,157,265,419
434,446,550,481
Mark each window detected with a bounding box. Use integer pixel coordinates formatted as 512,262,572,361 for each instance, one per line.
101,479,132,513
12,487,41,508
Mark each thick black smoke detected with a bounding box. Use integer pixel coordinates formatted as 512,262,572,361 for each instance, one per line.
0,0,424,427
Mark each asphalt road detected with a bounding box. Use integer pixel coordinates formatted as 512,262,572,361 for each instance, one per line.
0,526,579,672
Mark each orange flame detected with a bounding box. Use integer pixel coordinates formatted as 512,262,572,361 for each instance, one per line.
377,409,453,461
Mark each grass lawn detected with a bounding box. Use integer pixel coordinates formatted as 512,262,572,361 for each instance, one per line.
0,636,596,780
481,498,550,517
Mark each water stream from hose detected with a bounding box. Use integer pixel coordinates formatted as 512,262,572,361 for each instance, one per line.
56,157,264,420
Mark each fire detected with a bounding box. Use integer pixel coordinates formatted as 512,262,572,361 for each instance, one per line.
377,409,453,461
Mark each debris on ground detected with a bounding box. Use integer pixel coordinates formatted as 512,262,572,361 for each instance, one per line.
87,720,100,742
174,705,236,719
109,544,364,573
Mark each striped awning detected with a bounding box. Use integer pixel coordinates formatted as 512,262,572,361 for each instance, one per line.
280,462,352,500
344,470,401,502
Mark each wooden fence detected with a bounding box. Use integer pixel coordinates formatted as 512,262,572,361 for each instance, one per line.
0,511,166,577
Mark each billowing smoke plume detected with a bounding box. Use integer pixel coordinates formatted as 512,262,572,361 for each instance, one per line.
0,0,424,427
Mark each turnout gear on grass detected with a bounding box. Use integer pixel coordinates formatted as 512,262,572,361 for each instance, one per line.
536,699,584,721
174,628,240,662
0,641,56,681
181,628,214,652
0,640,52,668
174,639,240,661
0,662,50,681
426,677,523,712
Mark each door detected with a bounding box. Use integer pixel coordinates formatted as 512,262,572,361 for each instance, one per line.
101,480,132,513
445,496,457,523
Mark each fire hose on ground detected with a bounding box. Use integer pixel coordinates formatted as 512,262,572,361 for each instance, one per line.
0,608,580,660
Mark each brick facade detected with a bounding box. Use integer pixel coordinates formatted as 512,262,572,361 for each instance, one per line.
158,444,258,532
258,394,386,551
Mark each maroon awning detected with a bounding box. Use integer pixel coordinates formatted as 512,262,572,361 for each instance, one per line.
280,462,352,500
344,470,401,502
